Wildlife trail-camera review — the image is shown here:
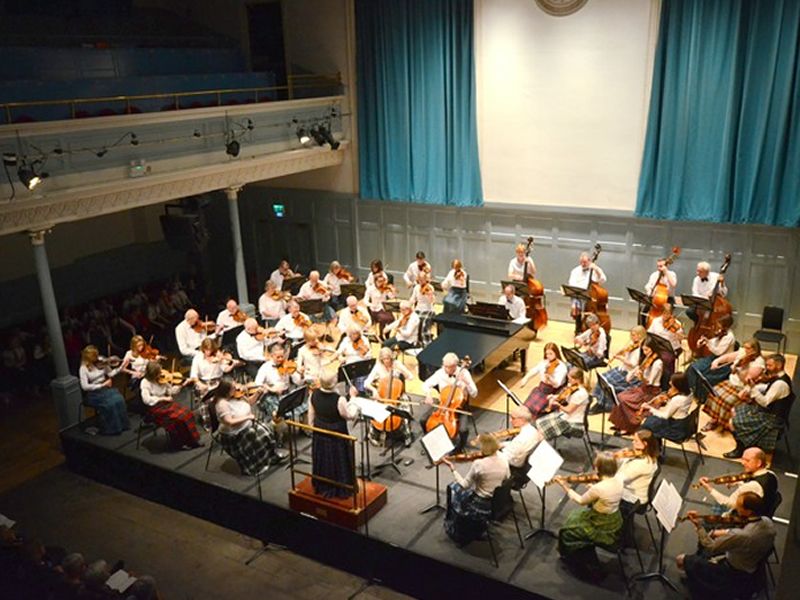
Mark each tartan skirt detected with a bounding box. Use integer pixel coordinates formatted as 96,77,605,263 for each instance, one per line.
444,481,492,546
703,380,743,424
148,401,200,448
610,384,660,432
218,421,275,476
732,404,782,451
417,310,435,345
536,412,583,441
558,507,622,557
525,382,561,417
592,368,636,409
687,357,731,401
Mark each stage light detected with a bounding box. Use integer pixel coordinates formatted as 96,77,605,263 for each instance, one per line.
18,162,47,190
312,125,340,150
296,128,313,147
226,140,240,157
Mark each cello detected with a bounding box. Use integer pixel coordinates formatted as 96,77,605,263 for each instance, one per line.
522,237,548,332
688,254,733,357
583,244,611,334
646,246,681,327
424,356,472,440
372,349,405,434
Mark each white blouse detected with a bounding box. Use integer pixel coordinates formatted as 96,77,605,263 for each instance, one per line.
190,354,224,382
140,379,180,407
79,363,120,392
567,477,623,514
523,358,568,388
441,269,467,291
258,294,285,320
216,398,253,435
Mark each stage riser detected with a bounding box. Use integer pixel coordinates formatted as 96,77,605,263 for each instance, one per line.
61,431,546,600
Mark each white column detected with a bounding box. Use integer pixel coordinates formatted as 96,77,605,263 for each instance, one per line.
225,186,251,310
29,229,82,428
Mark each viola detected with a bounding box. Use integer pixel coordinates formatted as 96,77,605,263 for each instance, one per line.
424,356,473,439
547,472,600,486
582,244,611,334
647,246,681,327
157,369,185,386
688,254,733,358
140,341,161,361
276,360,297,376
521,236,548,331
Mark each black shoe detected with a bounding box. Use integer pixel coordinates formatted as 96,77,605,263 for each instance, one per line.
723,445,744,459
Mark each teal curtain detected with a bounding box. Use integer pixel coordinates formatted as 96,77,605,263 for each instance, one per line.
356,0,482,206
637,0,800,227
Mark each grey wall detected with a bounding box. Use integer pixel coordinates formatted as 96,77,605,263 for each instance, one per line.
240,187,800,353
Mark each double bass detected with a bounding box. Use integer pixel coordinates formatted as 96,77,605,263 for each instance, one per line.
583,244,611,334
646,246,681,327
424,356,472,440
522,237,548,332
688,254,733,357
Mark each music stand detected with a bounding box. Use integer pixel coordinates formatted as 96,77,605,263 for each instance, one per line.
560,284,592,303
340,283,366,300
383,300,401,313
497,380,523,428
338,359,375,384
372,406,413,477
631,479,682,593
298,299,325,318
277,386,311,466
431,280,444,292
680,294,712,314
524,441,564,540
282,276,306,295
221,325,244,350
647,332,677,361
595,373,621,450
628,287,653,326
693,367,718,401
561,346,589,371
501,280,530,297
419,424,455,514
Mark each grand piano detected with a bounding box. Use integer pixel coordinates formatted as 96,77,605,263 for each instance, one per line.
416,305,536,380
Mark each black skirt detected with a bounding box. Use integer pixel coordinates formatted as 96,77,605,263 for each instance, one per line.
312,417,355,498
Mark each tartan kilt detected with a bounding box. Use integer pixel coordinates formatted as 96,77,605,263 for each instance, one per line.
218,421,275,475
592,368,636,408
732,404,782,451
610,384,660,432
525,382,561,417
688,357,731,401
536,412,583,441
703,381,743,423
558,507,622,557
148,401,200,448
444,481,492,545
417,310,435,345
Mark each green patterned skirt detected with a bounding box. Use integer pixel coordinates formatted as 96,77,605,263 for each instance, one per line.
558,507,622,557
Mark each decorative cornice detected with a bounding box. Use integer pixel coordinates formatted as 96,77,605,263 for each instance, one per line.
0,144,347,236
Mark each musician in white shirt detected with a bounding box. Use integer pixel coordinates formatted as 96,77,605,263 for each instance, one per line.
216,299,244,332
297,270,335,322
383,301,420,350
507,243,536,281
501,406,539,475
78,345,131,435
410,272,436,345
337,296,372,334
574,314,607,368
644,258,678,297
403,250,431,288
568,252,607,333
139,361,200,449
255,342,302,420
190,338,233,397
364,273,395,338
441,259,468,314
269,259,298,291
688,261,728,322
420,352,477,451
324,261,354,310
275,300,311,340
175,309,208,360
336,326,373,366
236,318,267,378
497,285,526,320
258,280,286,326
613,429,660,517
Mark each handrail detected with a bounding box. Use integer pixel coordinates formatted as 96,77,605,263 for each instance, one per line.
285,419,356,442
1,72,343,124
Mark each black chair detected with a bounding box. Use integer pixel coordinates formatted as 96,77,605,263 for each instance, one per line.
508,459,535,529
774,393,795,462
627,465,661,571
484,478,524,567
595,515,632,593
671,406,705,471
135,412,163,449
764,491,783,586
77,393,96,426
753,306,786,354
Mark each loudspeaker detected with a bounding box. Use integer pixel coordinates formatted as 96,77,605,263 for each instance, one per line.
160,213,208,251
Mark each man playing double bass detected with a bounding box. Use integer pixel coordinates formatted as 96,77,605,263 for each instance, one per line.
419,353,477,452
568,253,607,334
687,261,728,322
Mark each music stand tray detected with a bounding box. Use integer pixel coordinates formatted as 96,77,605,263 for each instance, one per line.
500,280,530,297
431,280,444,292
340,283,366,300
647,332,677,359
692,366,718,399
278,386,311,465
467,302,510,321
383,301,401,313
560,284,592,302
627,287,653,309
561,346,589,371
298,299,325,316
594,373,620,449
221,325,244,348
338,359,376,384
282,276,307,295
680,294,712,313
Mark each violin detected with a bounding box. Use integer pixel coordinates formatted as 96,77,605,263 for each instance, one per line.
210,351,244,368
662,314,682,334
420,283,434,296
377,280,397,295
610,341,641,365
471,427,521,445
521,237,548,332
276,360,297,376
157,369,185,386
632,351,658,381
97,355,123,369
453,260,466,283
233,309,248,323
690,471,755,489
613,448,645,460
336,267,356,282
582,244,611,334
678,513,760,527
292,313,312,329
688,254,733,358
271,290,292,301
542,383,580,415
547,472,600,486
192,319,216,334
647,246,681,327
353,336,370,356
637,388,678,418
429,450,483,468
232,382,262,399
140,338,161,361
352,309,369,328
424,356,473,439
313,281,328,295
374,351,405,433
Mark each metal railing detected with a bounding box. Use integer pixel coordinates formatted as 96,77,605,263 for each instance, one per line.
1,72,343,125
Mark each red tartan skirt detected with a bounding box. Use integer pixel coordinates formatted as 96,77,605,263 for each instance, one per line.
149,401,201,448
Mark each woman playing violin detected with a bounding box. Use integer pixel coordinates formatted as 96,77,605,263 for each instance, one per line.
365,259,388,290
519,342,568,418
686,314,736,401
574,313,607,368
364,273,396,340
410,271,436,345
122,335,152,391
324,260,355,311
702,339,764,433
640,372,694,443
78,345,130,435
403,250,432,288
296,330,336,387
591,325,646,412
646,302,684,386
609,341,663,435
190,338,235,398
614,429,660,518
258,280,287,327
441,259,468,314
140,361,201,449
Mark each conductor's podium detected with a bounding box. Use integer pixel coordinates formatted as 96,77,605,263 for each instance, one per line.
289,477,387,530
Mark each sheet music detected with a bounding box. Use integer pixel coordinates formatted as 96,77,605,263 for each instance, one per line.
0,513,15,528
106,570,137,593
652,480,683,532
350,396,391,422
527,441,564,490
496,380,522,406
421,424,455,463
